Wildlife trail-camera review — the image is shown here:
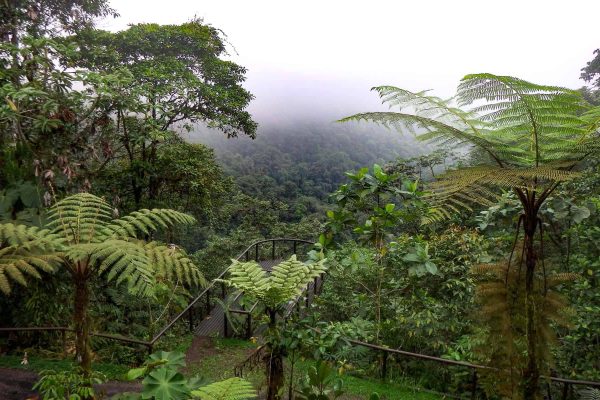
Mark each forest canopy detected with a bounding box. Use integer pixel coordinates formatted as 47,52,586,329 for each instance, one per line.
1,2,600,400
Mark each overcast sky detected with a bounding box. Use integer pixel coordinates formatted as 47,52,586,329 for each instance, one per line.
103,0,600,124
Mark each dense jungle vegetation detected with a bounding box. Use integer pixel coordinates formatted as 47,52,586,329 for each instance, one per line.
1,1,600,400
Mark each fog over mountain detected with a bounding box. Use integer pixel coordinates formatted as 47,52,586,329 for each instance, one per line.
105,0,600,170
187,68,430,165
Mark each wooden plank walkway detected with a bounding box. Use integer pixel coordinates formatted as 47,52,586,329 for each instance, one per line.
194,259,321,337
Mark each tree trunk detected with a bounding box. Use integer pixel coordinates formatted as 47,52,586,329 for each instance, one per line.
266,308,284,400
74,278,92,375
523,219,539,400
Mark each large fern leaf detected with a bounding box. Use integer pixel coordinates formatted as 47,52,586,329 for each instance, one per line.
0,224,60,294
225,256,326,310
341,74,600,216
191,377,256,400
0,193,204,296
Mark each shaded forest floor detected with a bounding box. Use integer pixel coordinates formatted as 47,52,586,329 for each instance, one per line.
0,336,442,400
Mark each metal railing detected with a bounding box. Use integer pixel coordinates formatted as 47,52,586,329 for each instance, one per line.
232,269,600,400
0,238,314,354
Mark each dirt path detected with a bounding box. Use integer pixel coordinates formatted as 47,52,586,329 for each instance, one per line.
184,336,219,368
0,367,141,400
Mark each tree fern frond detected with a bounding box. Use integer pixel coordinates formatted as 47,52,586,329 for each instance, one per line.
225,256,327,311
47,193,114,243
191,377,256,400
0,224,61,294
144,242,206,287
343,74,600,219
106,209,196,238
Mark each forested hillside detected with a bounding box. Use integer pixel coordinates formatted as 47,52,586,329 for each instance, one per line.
190,120,428,220
1,2,600,400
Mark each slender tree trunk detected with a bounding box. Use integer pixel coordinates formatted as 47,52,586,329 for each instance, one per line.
266,308,284,400
74,277,92,375
523,217,539,400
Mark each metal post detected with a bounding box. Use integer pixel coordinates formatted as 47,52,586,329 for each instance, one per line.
205,289,211,314
245,251,249,261
272,240,276,259
561,382,569,400
381,351,388,380
61,329,67,357
293,240,297,255
255,243,259,261
148,344,154,355
246,313,252,339
222,281,228,338
470,370,478,400
188,308,194,332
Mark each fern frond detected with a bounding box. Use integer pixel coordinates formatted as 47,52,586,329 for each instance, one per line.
191,377,256,400
144,242,206,287
0,224,60,294
342,74,600,219
225,256,327,310
47,193,113,243
106,209,196,238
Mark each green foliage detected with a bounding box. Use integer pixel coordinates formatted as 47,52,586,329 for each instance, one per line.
37,192,204,295
325,164,424,251
142,368,191,400
33,368,106,400
72,19,256,138
194,119,424,224
224,255,327,311
0,0,116,44
297,361,345,400
0,223,59,294
341,76,600,220
401,242,437,276
317,227,490,357
117,351,256,400
191,378,257,400
471,258,577,398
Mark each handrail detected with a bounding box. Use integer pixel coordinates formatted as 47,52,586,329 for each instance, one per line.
0,238,315,353
236,269,600,397
346,337,600,389
149,238,314,345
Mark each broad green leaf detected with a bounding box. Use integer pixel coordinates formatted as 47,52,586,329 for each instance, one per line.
141,368,190,400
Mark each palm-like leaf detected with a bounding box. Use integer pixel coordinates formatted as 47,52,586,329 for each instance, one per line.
0,193,204,295
191,377,256,400
341,75,600,219
0,224,60,294
224,255,326,310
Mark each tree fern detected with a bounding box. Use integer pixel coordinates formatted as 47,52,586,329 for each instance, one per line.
0,192,204,374
341,75,600,216
342,74,600,398
191,377,256,400
223,255,326,400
